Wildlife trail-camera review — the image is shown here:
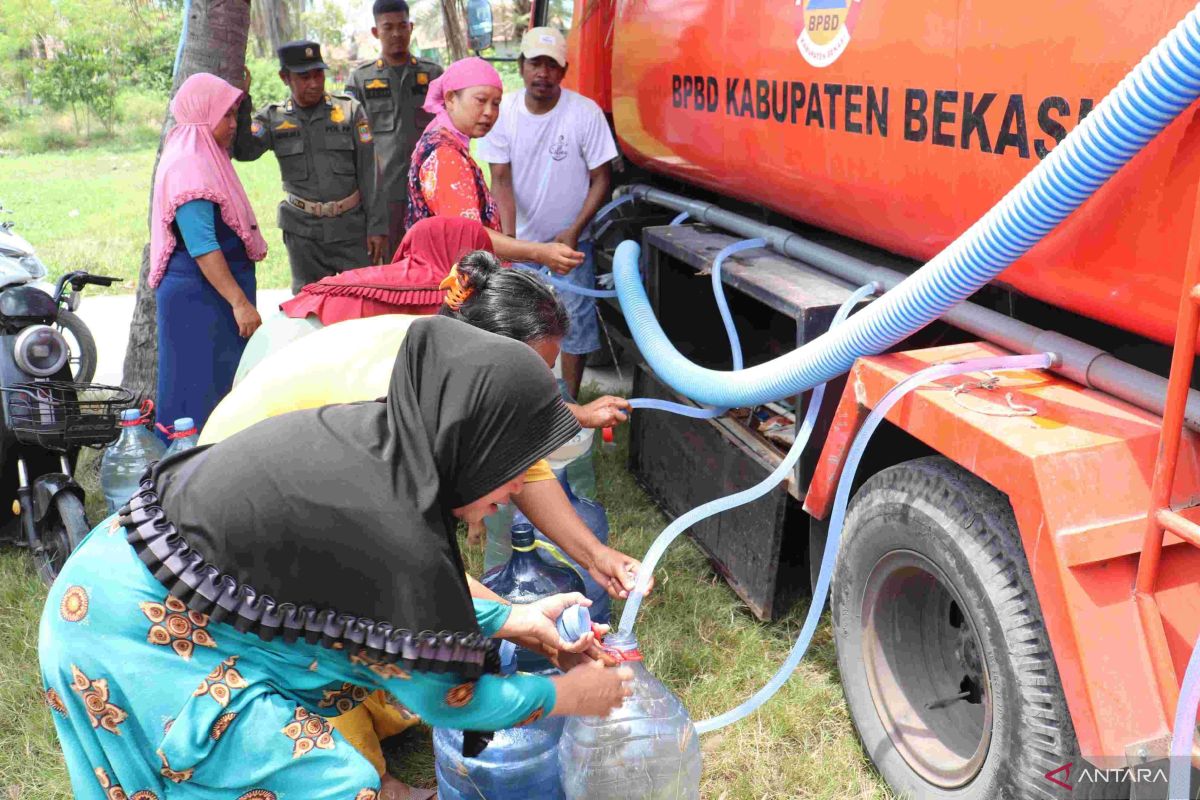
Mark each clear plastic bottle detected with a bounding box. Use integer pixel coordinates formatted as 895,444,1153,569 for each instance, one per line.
162,417,199,459
434,641,567,800
99,409,167,514
559,632,702,800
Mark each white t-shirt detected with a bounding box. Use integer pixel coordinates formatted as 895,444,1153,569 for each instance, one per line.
477,88,618,243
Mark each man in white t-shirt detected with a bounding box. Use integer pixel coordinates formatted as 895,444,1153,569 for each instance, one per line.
478,26,619,400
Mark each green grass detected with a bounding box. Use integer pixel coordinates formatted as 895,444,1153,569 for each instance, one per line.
0,145,296,293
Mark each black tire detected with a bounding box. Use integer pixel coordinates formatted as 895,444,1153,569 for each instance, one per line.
831,456,1076,800
33,492,89,586
56,308,97,384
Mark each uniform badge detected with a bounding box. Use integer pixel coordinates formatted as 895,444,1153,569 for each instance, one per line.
250,120,265,138
357,119,373,144
330,106,345,123
417,72,429,86
275,119,299,131
305,46,314,58
365,79,388,90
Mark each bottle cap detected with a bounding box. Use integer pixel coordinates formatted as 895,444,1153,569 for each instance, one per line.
556,604,592,643
119,409,140,422
174,417,195,431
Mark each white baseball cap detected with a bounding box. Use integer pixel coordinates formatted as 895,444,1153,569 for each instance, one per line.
521,27,567,67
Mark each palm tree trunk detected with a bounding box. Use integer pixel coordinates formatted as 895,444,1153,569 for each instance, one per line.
121,0,251,404
440,0,470,61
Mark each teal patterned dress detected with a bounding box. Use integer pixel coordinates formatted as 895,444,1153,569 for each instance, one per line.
39,516,556,800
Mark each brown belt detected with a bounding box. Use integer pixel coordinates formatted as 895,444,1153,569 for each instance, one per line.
286,189,361,218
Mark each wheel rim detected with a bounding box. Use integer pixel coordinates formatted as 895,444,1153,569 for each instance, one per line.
860,549,993,788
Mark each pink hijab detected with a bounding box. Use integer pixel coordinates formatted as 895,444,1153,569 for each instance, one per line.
148,73,268,288
422,57,503,148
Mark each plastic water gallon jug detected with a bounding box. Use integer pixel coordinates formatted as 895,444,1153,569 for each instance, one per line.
483,502,517,573
541,468,611,624
549,426,597,502
481,521,586,672
100,409,166,514
162,417,199,459
559,632,702,800
434,640,567,800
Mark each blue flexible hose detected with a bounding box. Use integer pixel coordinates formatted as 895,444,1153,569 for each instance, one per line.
627,398,723,418
613,6,1200,409
514,262,618,298
617,282,879,634
711,238,767,371
691,352,1053,732
172,0,192,79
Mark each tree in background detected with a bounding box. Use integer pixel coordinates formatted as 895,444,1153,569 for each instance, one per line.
250,0,298,57
0,0,182,129
121,0,251,402
440,0,469,60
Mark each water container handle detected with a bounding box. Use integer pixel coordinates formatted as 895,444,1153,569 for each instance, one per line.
122,399,155,428
157,422,198,440
512,539,586,586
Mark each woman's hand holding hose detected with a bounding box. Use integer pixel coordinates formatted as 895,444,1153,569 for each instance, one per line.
570,396,630,429
535,242,585,274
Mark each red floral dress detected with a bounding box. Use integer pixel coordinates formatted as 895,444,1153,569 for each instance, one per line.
406,127,501,232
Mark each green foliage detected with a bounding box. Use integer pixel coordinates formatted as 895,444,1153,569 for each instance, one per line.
30,41,120,133
301,3,347,50
245,56,292,109
2,0,182,138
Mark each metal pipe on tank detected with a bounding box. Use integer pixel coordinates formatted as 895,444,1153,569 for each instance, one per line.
621,184,1200,430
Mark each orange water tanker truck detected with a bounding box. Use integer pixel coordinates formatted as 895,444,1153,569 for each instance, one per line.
470,1,1200,796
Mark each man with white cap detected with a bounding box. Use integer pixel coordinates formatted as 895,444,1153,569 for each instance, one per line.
478,26,618,401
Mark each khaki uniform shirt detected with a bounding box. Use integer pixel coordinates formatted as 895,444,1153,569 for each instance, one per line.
234,93,387,243
346,56,443,205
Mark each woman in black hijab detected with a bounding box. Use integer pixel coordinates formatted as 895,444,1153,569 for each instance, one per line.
39,316,633,800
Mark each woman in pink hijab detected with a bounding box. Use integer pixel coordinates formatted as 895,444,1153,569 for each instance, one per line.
150,72,268,439
406,57,583,273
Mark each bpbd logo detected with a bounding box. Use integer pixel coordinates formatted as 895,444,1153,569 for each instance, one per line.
795,0,864,68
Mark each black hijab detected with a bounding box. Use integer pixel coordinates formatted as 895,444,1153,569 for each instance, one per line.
151,315,581,640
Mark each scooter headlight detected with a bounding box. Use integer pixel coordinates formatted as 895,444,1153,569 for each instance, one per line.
14,324,69,377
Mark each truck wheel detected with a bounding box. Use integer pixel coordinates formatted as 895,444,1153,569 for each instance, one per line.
33,492,88,586
56,309,97,384
831,456,1076,800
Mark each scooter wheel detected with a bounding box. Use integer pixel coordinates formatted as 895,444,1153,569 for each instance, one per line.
33,492,89,586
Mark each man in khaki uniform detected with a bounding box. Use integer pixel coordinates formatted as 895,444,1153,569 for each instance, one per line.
346,0,443,256
235,40,388,293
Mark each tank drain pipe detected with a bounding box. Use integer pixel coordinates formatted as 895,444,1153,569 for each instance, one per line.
619,183,1200,430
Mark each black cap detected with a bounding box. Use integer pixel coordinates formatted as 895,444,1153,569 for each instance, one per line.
277,40,329,73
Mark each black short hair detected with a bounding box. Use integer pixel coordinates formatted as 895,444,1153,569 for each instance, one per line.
373,0,410,17
440,250,569,343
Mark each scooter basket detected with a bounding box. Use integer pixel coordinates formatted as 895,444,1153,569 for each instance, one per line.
2,381,135,452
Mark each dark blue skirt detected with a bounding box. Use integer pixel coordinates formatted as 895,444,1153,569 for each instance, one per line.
155,232,256,441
